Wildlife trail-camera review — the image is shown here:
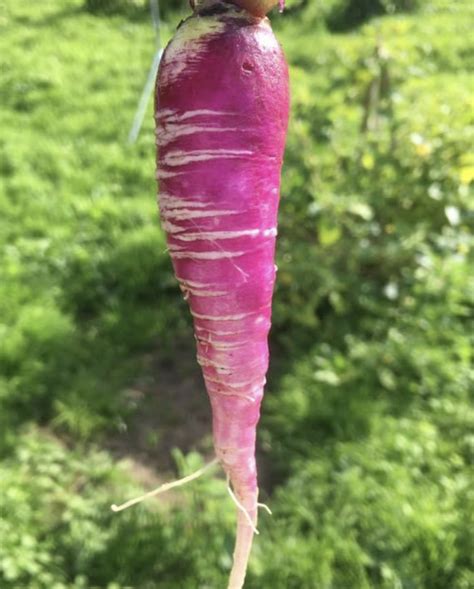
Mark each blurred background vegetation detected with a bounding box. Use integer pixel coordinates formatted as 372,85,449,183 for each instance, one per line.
1,0,473,587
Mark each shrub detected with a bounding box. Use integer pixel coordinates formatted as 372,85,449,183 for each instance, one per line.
327,0,425,30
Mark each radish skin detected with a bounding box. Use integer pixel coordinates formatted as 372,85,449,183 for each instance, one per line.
155,1,289,586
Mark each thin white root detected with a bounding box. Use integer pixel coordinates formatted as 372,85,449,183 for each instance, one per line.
257,502,272,515
226,477,259,535
227,484,258,589
111,457,219,513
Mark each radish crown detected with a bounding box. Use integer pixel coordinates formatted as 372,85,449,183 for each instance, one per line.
231,0,284,16
191,0,284,17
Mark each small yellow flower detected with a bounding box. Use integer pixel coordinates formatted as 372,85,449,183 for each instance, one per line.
410,133,432,158
459,166,474,185
362,153,375,170
415,143,432,158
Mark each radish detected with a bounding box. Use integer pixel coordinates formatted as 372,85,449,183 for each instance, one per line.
155,1,289,586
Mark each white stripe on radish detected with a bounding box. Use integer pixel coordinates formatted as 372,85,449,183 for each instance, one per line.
196,339,250,349
156,109,241,123
205,376,266,389
157,124,241,145
159,195,210,208
183,288,227,297
162,149,254,166
169,250,249,260
160,220,185,234
155,169,184,179
161,209,240,220
172,229,262,241
191,311,258,321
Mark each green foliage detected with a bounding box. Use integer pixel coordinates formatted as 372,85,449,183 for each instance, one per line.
84,0,187,17
0,428,237,588
326,0,424,31
256,412,473,588
0,0,473,587
0,0,186,443
85,0,145,16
